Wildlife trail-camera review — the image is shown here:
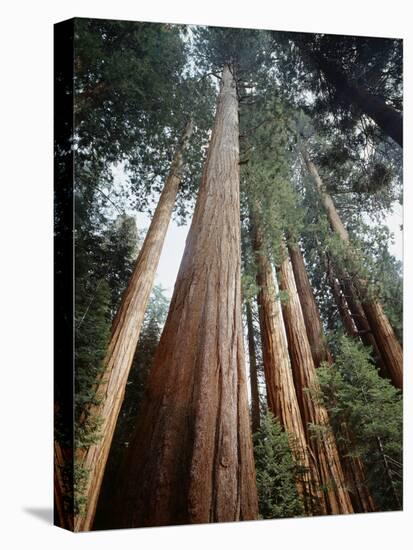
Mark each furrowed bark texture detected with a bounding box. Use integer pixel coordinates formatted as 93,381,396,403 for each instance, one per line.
74,121,193,532
340,277,389,378
288,243,332,367
325,254,358,337
292,247,376,513
110,65,258,528
54,441,74,530
362,300,403,389
309,50,403,147
339,432,377,513
302,149,403,390
245,301,261,434
252,221,324,514
279,250,354,515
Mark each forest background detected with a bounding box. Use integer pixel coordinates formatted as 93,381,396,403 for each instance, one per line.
1,1,412,550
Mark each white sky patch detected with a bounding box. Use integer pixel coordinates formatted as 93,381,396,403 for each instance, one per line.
110,157,403,300
383,202,403,262
135,211,190,298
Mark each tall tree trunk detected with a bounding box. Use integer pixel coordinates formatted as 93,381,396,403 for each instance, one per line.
324,250,387,375
288,243,332,367
301,148,403,390
324,253,358,337
110,65,258,528
278,248,354,515
245,300,261,434
74,120,193,532
252,221,324,515
307,48,403,147
54,440,74,530
290,245,376,513
339,438,377,513
340,277,389,378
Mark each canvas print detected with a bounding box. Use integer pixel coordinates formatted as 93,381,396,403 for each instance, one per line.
54,17,403,532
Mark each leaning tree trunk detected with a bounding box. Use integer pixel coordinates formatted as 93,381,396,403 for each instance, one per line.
324,250,387,376
288,243,332,367
290,243,376,513
245,300,261,434
74,120,193,532
110,65,258,529
340,277,389,378
301,148,403,390
324,252,358,337
279,248,354,515
305,48,403,147
252,221,324,515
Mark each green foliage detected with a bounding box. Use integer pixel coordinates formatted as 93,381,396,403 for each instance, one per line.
254,412,304,519
240,96,305,266
93,286,169,527
74,214,140,448
74,464,90,516
316,336,403,511
193,26,272,79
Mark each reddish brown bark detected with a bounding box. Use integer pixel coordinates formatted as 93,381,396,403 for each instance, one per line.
110,65,258,528
302,149,403,390
291,246,376,513
54,441,74,530
252,224,324,515
288,243,332,368
245,300,261,434
279,249,354,515
325,254,358,338
340,277,389,378
74,121,193,531
362,300,403,389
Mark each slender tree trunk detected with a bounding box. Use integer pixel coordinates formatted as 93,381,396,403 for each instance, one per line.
288,243,332,367
325,254,358,337
339,434,377,513
307,48,402,147
252,221,324,515
74,120,193,531
290,244,376,512
324,249,387,375
110,65,258,528
279,248,354,515
301,148,403,390
245,300,261,434
362,300,403,389
340,277,390,378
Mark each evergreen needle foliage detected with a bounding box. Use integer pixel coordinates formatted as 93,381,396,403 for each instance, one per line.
316,336,403,510
254,412,304,519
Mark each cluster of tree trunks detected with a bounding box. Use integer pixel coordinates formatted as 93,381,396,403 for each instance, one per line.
278,247,354,515
286,242,376,513
66,60,402,530
106,65,258,528
301,147,403,391
74,120,193,531
251,216,324,514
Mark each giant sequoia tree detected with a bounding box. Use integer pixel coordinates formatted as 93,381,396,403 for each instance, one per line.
300,146,403,390
110,64,258,528
74,120,194,531
57,20,403,531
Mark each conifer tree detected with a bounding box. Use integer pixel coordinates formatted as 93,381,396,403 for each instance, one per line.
317,336,402,510
254,412,304,519
110,63,258,528
300,146,402,390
